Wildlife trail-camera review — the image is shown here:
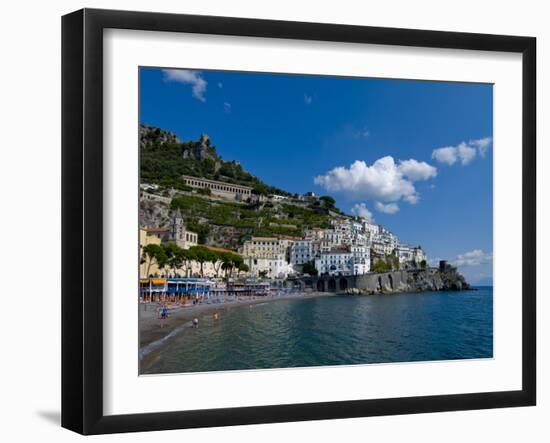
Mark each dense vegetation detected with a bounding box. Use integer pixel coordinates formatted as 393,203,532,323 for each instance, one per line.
140,124,350,249
141,242,249,279
371,254,401,272
140,124,291,196
169,194,335,240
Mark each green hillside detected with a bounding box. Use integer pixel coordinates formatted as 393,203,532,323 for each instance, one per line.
140,124,291,196
140,124,349,247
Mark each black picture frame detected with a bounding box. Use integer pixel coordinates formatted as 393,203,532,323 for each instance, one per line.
62,8,536,435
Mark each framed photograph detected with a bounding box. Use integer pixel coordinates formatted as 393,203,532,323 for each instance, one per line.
62,8,536,435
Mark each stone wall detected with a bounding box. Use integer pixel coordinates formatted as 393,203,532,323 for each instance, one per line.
288,267,469,295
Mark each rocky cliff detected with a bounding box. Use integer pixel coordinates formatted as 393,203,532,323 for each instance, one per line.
344,267,471,295
140,124,181,148
139,123,291,196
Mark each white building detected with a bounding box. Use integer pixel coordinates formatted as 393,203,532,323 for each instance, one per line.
315,249,354,276
350,243,371,275
363,221,380,241
303,228,325,242
140,183,159,191
245,255,293,279
395,244,415,264
394,244,427,266
270,194,288,202
371,239,388,257
242,237,296,279
290,240,313,265
413,246,427,264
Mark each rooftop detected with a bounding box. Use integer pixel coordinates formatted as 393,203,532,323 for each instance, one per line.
204,245,240,255
143,227,170,233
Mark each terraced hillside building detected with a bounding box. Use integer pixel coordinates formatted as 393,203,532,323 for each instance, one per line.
242,236,295,279
181,174,253,201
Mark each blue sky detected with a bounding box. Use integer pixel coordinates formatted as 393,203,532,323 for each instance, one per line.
140,67,493,285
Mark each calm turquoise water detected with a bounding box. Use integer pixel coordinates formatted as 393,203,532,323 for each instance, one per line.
143,287,493,374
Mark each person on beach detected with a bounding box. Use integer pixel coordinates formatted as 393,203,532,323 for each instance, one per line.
193,318,199,328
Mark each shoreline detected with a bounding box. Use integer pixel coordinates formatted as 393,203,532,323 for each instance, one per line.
139,291,333,354
139,287,492,374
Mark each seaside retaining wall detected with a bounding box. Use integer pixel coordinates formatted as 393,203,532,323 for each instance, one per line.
288,268,463,295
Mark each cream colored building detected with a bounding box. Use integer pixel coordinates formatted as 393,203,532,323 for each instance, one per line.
242,237,290,259
245,256,294,279
182,175,253,201
140,229,244,278
139,228,162,278
242,237,297,279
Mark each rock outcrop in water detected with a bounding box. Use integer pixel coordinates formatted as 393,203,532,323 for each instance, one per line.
344,267,471,296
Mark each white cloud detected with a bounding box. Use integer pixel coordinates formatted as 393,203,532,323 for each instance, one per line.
352,127,370,138
398,159,437,181
470,137,492,157
403,193,420,204
162,69,207,102
304,94,313,105
375,201,400,214
314,156,435,204
429,250,492,269
453,249,493,267
224,102,232,113
217,82,223,89
351,203,375,222
457,142,477,165
432,137,492,166
432,146,458,165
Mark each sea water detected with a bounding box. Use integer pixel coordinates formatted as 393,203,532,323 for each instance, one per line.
141,287,493,374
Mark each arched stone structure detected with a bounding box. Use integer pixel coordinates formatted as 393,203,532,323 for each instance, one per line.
317,279,325,292
339,278,348,291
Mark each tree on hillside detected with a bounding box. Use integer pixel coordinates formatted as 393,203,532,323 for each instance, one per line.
141,244,167,277
302,261,318,276
218,252,244,281
181,247,197,277
186,221,210,244
197,187,212,196
162,242,184,276
229,254,244,279
372,259,392,273
189,246,215,277
207,249,220,274
213,251,228,277
319,195,336,208
237,262,250,276
390,255,400,271
420,259,427,269
221,260,233,279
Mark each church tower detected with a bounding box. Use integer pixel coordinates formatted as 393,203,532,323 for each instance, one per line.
170,209,186,247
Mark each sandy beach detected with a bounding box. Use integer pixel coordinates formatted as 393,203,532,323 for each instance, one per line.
139,291,334,356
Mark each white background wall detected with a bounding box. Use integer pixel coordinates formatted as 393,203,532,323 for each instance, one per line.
0,0,547,441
